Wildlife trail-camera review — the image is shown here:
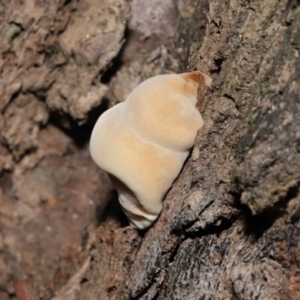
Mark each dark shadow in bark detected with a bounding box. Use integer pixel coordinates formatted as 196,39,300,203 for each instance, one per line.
233,184,299,240
49,98,109,148
96,190,129,228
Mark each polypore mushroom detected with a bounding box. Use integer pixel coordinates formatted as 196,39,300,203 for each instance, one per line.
90,71,212,229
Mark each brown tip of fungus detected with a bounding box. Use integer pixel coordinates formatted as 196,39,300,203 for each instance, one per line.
188,71,201,83
182,71,212,87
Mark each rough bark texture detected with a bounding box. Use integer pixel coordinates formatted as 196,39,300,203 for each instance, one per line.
0,0,299,299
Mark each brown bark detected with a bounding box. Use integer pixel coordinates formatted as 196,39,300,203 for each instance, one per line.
0,0,299,299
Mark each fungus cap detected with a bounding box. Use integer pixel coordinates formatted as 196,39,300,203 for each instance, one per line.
90,71,212,229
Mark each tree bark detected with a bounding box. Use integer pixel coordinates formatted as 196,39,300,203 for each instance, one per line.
0,0,299,299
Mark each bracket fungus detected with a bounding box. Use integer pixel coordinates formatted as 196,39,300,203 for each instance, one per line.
90,71,212,229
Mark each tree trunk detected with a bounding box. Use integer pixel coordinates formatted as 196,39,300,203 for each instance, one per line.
0,0,299,299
